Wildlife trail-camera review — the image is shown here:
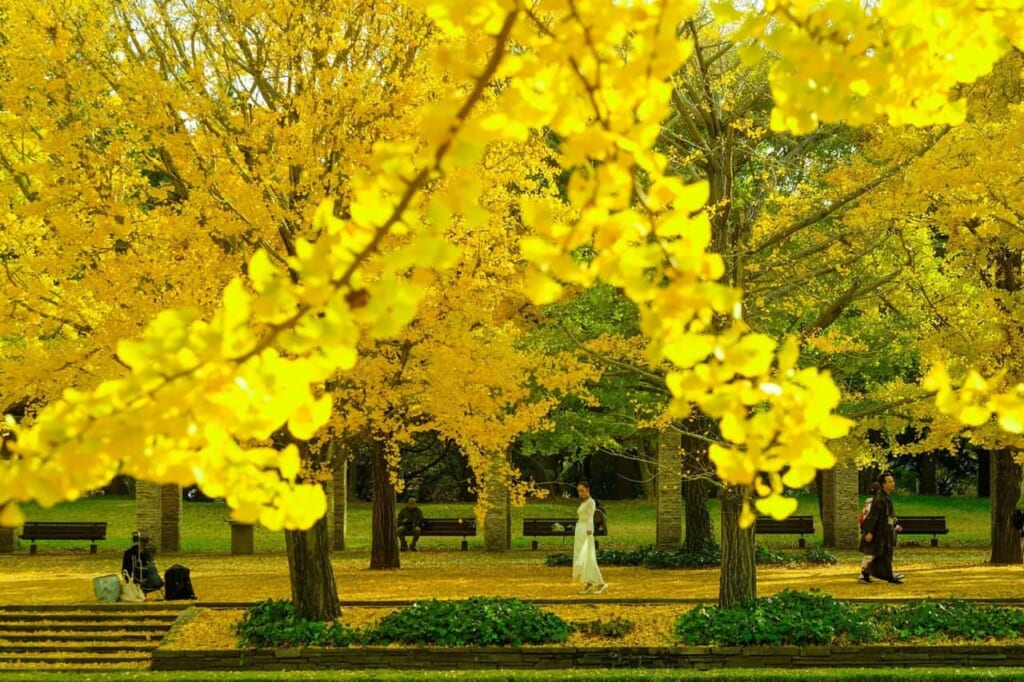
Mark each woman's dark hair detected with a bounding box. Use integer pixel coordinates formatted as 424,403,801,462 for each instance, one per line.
868,481,881,494
577,480,591,490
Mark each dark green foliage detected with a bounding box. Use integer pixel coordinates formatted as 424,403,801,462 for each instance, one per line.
674,590,879,646
545,544,786,569
572,617,636,639
754,545,786,565
675,592,1024,647
804,547,838,564
237,598,570,649
884,600,1024,641
368,597,571,646
235,600,361,648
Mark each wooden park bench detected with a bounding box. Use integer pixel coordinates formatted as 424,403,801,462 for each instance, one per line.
20,521,108,554
419,518,478,551
754,515,815,548
523,518,607,551
896,515,949,546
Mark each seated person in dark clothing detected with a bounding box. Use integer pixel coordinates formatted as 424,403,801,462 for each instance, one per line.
122,532,164,593
397,498,425,551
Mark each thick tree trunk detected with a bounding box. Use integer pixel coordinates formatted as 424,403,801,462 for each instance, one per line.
979,450,991,497
719,485,756,608
918,456,937,495
285,515,340,621
683,477,715,552
680,430,715,552
990,449,1023,565
370,441,400,570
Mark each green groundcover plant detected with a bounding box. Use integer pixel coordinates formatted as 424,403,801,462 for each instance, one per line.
675,590,1024,646
236,597,572,648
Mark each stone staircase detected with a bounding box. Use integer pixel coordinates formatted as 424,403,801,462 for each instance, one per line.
0,604,182,672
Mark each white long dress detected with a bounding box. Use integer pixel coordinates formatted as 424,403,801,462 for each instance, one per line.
572,497,605,586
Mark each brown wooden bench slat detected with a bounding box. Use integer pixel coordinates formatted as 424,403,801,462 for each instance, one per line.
896,515,948,546
523,517,607,551
754,515,814,548
417,518,477,550
19,521,107,554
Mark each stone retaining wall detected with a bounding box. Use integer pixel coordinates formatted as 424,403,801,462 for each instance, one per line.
151,645,1024,671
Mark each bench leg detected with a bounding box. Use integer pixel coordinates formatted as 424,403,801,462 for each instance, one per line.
90,543,97,554
531,540,538,551
798,538,806,549
461,540,468,551
29,543,37,555
931,537,938,547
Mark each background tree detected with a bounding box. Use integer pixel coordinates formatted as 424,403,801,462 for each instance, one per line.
6,0,1023,617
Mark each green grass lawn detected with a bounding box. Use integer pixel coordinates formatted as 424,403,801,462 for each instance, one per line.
13,492,995,554
3,669,1024,682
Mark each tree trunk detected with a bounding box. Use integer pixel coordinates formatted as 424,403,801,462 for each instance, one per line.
918,456,937,495
637,449,658,501
683,476,715,552
990,449,1023,565
370,441,400,570
979,449,991,497
680,430,715,552
285,515,340,621
719,485,756,608
332,456,348,551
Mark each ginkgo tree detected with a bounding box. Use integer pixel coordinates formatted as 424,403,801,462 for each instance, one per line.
3,0,1024,614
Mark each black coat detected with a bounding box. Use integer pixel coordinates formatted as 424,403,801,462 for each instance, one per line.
859,490,895,556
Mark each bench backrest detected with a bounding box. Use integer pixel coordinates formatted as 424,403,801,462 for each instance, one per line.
897,516,948,533
754,516,815,533
421,518,477,535
20,521,108,541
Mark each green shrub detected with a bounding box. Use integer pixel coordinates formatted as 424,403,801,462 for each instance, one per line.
884,600,1024,641
368,597,571,646
235,599,362,648
674,590,879,646
804,546,838,564
547,544,786,569
572,617,636,638
754,545,786,565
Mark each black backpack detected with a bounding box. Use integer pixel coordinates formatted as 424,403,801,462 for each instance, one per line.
1013,509,1024,532
164,564,197,600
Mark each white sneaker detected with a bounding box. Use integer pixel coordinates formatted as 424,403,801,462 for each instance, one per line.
593,583,608,594
578,584,594,594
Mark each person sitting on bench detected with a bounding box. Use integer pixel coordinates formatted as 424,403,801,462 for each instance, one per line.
121,532,164,594
397,498,425,552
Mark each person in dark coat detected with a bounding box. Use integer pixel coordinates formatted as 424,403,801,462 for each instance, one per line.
121,532,164,593
121,532,143,583
860,473,904,584
396,498,424,551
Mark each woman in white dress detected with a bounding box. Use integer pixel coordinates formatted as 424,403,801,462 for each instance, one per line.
572,480,607,594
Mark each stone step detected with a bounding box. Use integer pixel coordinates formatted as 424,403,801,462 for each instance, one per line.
0,651,152,663
0,642,158,653
0,662,149,672
0,604,184,613
0,633,159,643
0,621,173,631
0,611,179,622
